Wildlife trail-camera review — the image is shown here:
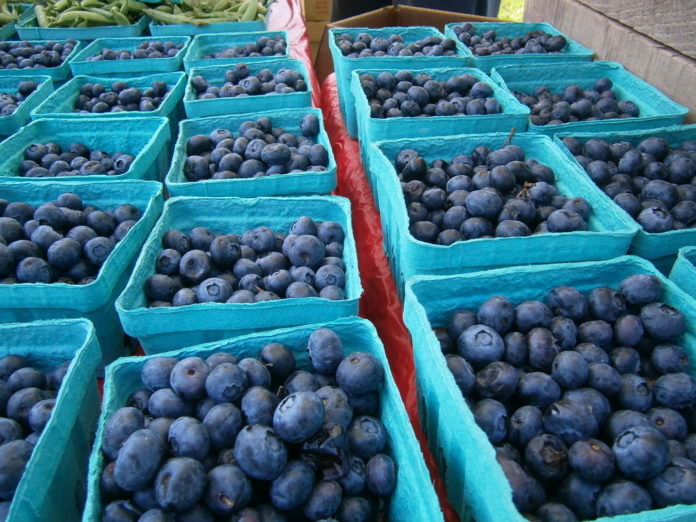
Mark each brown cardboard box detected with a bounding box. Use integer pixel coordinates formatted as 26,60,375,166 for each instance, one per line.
525,0,695,122
302,0,332,21
314,5,499,82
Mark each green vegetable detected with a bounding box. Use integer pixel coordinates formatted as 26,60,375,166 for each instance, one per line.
35,0,145,27
145,0,268,26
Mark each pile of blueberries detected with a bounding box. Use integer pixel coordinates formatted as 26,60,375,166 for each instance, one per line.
183,114,328,181
144,215,347,307
99,328,396,521
20,141,134,178
0,80,38,117
0,354,71,516
435,273,696,519
74,80,170,114
335,32,457,58
514,78,640,126
563,136,696,233
87,40,185,61
450,23,568,56
0,192,142,284
202,35,287,59
395,144,592,244
190,63,307,100
0,40,77,70
360,70,502,119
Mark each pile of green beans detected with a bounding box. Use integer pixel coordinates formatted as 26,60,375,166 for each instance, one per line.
143,0,268,26
35,0,146,27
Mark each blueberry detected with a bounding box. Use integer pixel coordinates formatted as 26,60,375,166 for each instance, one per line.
178,250,211,285
259,343,295,383
619,374,653,412
16,257,52,283
269,460,315,511
205,464,252,516
654,372,696,409
517,372,561,408
303,480,342,520
336,352,384,396
0,418,21,446
648,457,696,507
473,398,508,444
272,391,324,444
554,474,600,520
640,302,685,340
46,237,81,271
169,358,208,401
498,456,546,513
587,362,622,396
365,453,396,497
536,502,577,522
0,439,31,499
145,274,181,303
83,236,115,266
240,386,277,426
167,416,210,461
203,402,243,450
613,425,669,480
233,424,287,481
546,285,587,321
551,351,588,389
477,296,514,334
596,480,652,517
543,399,598,444
524,433,568,481
515,301,553,332
303,329,344,376
154,457,206,512
101,406,145,460
237,357,271,388
568,438,614,483
457,324,505,368
651,344,689,374
113,429,165,492
446,354,475,396
475,361,519,401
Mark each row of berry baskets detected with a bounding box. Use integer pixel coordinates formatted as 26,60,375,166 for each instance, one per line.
0,12,449,522
328,18,696,522
0,15,695,522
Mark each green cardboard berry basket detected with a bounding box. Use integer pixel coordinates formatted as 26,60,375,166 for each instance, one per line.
0,319,102,522
182,30,288,73
350,66,530,144
554,124,696,272
670,246,696,301
148,19,264,37
0,3,34,41
116,195,362,353
0,180,164,366
30,71,186,123
490,61,688,136
0,74,52,138
328,26,470,138
184,57,313,119
403,255,696,522
68,36,191,76
16,13,148,40
444,21,594,73
83,317,443,521
165,107,336,198
366,132,639,294
0,38,82,82
0,116,171,182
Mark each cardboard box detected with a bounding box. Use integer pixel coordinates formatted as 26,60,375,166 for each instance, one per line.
525,0,695,122
314,5,498,82
302,0,332,21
